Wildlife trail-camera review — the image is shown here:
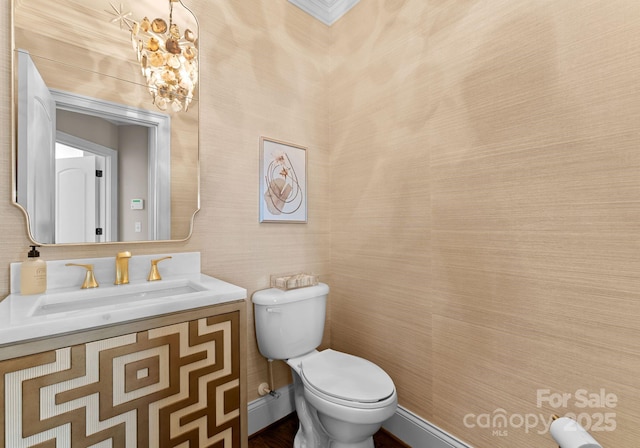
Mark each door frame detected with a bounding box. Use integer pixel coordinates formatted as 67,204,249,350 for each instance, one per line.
49,89,172,240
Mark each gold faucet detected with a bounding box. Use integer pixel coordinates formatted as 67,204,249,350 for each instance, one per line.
148,256,172,281
115,251,132,285
65,263,99,289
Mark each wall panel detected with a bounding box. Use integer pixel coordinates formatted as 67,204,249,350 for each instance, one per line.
330,0,640,446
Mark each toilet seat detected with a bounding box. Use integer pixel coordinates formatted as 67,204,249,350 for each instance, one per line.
300,349,395,406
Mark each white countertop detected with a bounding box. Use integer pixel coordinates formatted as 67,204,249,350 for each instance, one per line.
0,252,246,345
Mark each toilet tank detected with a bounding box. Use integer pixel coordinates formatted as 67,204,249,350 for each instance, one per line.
252,283,329,360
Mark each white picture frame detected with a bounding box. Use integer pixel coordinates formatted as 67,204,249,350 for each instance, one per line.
259,137,307,223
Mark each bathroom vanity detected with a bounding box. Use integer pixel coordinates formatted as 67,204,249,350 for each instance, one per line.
0,253,248,448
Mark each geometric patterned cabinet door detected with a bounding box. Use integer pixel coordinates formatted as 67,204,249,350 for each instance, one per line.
0,311,240,448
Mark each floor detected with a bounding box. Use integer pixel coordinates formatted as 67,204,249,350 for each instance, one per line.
249,413,409,448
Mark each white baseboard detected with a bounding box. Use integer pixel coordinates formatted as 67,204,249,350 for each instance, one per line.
249,388,471,448
248,384,296,436
383,406,472,448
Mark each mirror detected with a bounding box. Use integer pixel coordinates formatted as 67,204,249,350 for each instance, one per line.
12,0,199,244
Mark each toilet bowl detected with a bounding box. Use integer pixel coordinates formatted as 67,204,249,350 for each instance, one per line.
252,284,398,448
290,349,397,447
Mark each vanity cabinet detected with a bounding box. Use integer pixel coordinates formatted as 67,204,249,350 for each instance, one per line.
0,303,247,448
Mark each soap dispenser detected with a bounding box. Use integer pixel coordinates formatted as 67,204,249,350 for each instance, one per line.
20,245,47,295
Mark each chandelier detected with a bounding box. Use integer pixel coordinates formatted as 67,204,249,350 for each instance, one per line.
109,1,198,112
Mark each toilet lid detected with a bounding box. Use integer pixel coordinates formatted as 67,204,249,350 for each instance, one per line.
300,350,395,403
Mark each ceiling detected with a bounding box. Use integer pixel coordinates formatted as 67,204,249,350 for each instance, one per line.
288,0,361,26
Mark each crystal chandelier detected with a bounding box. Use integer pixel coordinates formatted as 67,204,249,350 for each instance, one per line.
109,1,198,112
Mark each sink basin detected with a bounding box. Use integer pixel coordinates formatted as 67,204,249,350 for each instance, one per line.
1,252,247,345
29,279,206,317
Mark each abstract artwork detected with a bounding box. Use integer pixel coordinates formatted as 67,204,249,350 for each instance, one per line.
259,137,307,223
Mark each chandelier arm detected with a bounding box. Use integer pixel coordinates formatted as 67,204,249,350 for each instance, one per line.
169,0,174,30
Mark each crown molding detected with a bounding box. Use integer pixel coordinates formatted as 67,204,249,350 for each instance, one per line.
288,0,361,26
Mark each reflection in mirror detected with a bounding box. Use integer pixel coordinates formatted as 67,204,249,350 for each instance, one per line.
12,0,199,245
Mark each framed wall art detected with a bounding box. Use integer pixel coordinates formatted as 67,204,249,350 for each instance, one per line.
259,137,307,223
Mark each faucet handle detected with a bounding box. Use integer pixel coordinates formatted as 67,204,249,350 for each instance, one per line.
148,256,172,281
65,263,99,289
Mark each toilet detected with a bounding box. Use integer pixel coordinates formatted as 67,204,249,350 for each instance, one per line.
252,283,398,448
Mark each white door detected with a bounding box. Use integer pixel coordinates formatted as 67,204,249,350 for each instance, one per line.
17,50,56,243
55,156,97,243
56,136,117,242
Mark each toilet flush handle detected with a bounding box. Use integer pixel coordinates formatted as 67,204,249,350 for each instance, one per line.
266,307,282,313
